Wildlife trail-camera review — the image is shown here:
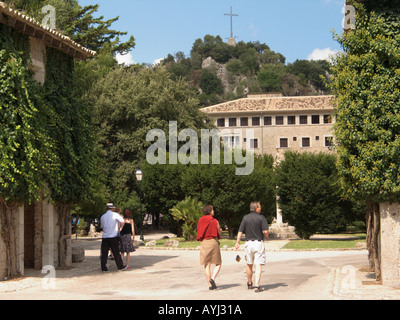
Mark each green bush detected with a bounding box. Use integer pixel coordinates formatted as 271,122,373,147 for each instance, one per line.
275,152,355,239
170,197,203,241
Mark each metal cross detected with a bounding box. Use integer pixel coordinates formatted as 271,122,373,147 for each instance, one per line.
224,6,239,39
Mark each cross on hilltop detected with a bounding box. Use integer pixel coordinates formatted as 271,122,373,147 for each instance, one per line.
224,6,239,46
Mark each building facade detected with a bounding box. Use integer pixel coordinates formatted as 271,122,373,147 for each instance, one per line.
201,94,336,160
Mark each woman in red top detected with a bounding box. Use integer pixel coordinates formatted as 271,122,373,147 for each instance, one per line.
197,205,222,290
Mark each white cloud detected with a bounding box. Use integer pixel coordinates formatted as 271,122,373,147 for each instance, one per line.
307,48,339,62
152,57,165,66
115,52,135,66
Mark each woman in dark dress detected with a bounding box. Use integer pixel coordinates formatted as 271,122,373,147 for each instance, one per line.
119,209,136,269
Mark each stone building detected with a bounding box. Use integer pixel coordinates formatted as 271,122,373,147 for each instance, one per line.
201,94,336,160
0,2,95,279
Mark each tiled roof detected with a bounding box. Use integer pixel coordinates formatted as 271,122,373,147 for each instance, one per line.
0,2,96,60
201,95,336,114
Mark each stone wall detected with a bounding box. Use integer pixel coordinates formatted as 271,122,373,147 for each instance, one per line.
0,216,6,280
380,202,400,288
29,37,46,84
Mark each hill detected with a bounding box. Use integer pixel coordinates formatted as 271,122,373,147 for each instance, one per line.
160,35,333,107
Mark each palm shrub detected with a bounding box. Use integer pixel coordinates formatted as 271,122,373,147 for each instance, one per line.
170,197,203,241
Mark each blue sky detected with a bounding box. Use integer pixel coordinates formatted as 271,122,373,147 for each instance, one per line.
78,0,346,65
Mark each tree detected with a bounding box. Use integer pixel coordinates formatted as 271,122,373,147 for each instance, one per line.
329,0,400,280
200,69,224,95
257,64,286,93
181,153,276,238
89,66,211,216
275,152,349,240
140,159,187,229
287,59,331,93
6,0,135,54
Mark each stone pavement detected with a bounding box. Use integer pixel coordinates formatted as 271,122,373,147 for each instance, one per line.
0,232,399,301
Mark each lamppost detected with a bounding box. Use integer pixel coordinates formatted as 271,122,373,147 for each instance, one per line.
136,169,144,242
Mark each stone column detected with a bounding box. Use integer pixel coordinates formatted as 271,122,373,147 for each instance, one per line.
42,198,55,268
15,206,24,276
0,207,6,280
276,195,283,224
380,202,400,288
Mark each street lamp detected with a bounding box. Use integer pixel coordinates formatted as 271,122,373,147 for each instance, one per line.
136,169,144,241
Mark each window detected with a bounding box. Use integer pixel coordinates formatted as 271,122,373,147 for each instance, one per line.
302,137,310,148
280,138,288,148
316,136,320,141
276,116,284,125
324,115,332,124
325,137,334,147
288,116,296,125
264,116,272,126
224,136,240,148
217,118,225,127
312,115,320,124
300,115,308,124
240,117,248,127
229,118,237,127
250,139,259,149
293,137,297,142
252,117,260,126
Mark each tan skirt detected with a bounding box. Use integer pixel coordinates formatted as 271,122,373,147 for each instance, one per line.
200,238,222,265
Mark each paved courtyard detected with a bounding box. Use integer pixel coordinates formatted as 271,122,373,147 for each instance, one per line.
1,233,399,304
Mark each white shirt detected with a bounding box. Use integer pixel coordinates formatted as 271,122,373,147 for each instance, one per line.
101,210,124,238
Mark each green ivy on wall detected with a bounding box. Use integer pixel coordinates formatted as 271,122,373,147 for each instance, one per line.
0,24,57,204
44,47,95,204
0,23,94,205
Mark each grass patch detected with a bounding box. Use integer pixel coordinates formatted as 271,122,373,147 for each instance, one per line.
153,237,238,249
284,236,366,250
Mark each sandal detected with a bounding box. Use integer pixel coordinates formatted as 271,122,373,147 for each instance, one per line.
247,282,254,290
209,279,217,290
254,286,264,293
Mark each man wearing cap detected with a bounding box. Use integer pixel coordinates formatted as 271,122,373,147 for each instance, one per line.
100,203,127,272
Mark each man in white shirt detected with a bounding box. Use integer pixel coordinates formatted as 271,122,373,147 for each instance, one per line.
100,203,127,272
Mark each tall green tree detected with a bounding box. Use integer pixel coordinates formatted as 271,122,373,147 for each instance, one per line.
6,0,135,54
330,0,400,280
89,66,211,212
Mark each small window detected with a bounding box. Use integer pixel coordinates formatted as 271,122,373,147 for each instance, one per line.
240,117,248,127
252,117,260,126
288,116,296,125
293,137,297,142
302,137,310,148
229,118,237,127
250,139,259,149
312,115,320,124
316,136,320,141
217,118,225,127
325,137,334,147
300,115,308,125
276,116,284,125
324,115,332,124
280,138,288,148
264,116,272,126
